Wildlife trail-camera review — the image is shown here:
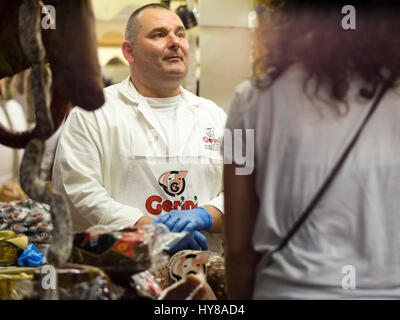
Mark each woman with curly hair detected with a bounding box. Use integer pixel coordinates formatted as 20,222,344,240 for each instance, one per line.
224,0,400,299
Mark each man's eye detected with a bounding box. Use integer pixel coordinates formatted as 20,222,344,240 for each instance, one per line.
177,32,186,38
154,33,164,38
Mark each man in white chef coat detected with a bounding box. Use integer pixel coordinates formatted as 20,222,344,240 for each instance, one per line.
52,3,226,253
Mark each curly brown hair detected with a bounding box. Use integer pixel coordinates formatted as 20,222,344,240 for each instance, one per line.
254,0,400,107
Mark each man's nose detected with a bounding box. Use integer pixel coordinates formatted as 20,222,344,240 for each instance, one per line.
167,33,181,49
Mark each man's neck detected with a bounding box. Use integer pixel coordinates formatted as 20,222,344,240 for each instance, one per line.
130,76,181,98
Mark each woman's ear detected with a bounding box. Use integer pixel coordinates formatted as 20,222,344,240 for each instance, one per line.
121,40,135,64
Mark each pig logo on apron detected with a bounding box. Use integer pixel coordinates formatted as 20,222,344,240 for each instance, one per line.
204,128,215,137
158,170,188,197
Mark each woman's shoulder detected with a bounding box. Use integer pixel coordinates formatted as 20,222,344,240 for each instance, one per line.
228,66,310,127
230,77,275,119
235,65,305,102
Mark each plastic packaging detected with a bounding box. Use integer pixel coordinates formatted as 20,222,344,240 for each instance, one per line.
0,267,38,300
18,244,46,267
70,224,188,283
70,227,151,284
0,181,26,203
0,230,28,266
0,273,34,300
140,223,189,270
131,270,163,299
56,264,116,300
0,199,53,245
7,264,116,300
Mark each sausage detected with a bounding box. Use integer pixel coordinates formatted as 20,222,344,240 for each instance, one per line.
1,0,104,111
0,0,22,35
17,0,73,267
0,80,70,149
41,0,105,110
19,138,73,267
0,1,29,78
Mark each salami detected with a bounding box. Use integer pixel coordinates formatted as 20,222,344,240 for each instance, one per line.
158,274,216,300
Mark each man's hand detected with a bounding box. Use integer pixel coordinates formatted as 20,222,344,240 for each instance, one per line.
153,207,212,232
168,230,208,254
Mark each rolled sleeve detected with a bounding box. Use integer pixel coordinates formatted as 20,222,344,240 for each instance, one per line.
205,193,224,214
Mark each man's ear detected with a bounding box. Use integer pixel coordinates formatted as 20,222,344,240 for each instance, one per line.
121,40,135,64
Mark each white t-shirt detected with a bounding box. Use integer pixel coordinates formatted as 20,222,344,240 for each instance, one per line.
0,99,27,185
145,95,181,155
227,65,400,299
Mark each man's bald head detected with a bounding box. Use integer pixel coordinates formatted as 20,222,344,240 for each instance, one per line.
125,3,171,43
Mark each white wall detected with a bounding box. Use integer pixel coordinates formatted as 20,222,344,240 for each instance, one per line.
199,0,254,112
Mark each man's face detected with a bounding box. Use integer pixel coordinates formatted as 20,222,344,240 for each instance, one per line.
131,9,189,80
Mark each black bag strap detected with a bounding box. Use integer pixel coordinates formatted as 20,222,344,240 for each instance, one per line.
265,81,391,268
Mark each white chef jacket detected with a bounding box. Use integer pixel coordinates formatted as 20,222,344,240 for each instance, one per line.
52,77,226,253
227,65,400,299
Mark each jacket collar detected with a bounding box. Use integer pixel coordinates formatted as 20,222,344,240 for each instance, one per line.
118,76,202,107
117,76,200,154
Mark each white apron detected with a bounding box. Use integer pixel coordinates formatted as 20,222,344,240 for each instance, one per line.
118,88,224,253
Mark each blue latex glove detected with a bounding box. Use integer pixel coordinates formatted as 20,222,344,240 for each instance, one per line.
18,244,46,267
153,207,212,232
167,230,208,254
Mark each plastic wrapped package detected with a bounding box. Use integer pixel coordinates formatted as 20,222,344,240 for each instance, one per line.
0,181,26,203
0,264,116,300
0,230,28,266
135,223,188,271
70,228,151,284
1,224,188,300
70,224,187,285
18,244,46,267
0,267,38,300
0,199,53,247
55,264,115,300
0,274,34,300
68,224,187,300
130,224,193,297
1,226,222,300
131,270,163,300
0,240,21,266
